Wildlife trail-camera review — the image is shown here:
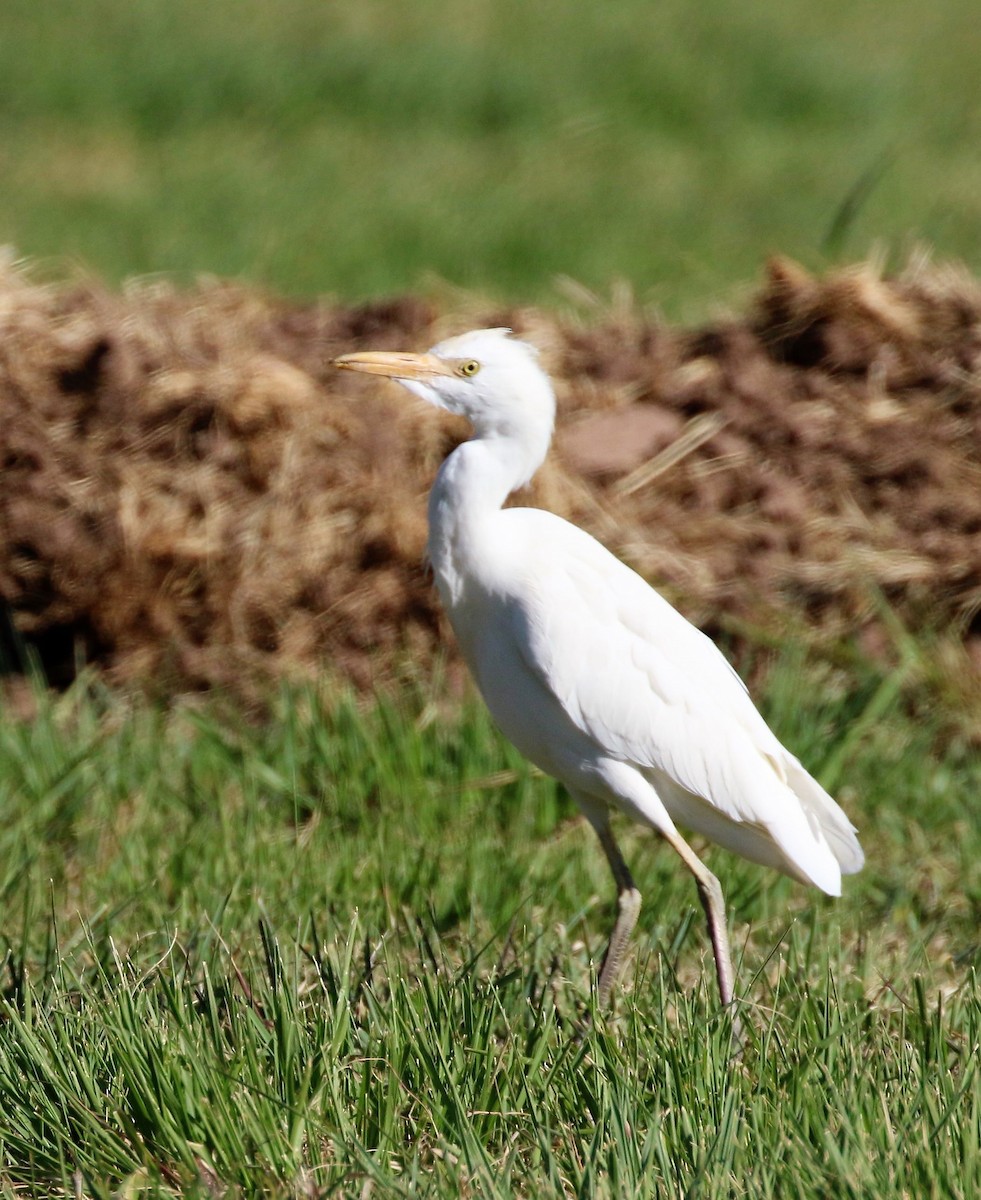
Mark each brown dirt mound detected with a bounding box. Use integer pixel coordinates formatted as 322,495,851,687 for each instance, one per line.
1,255,980,704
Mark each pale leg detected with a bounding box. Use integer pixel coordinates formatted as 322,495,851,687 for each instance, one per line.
586,805,741,1044
589,814,642,1007
659,826,736,1008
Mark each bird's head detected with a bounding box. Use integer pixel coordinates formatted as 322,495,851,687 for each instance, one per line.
333,328,555,443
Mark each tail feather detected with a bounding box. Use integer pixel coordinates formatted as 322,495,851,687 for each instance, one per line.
650,765,849,895
783,755,865,876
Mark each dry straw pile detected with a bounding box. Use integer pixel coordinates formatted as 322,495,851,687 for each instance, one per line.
1,255,979,703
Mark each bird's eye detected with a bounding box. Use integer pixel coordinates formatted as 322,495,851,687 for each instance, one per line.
456,359,481,377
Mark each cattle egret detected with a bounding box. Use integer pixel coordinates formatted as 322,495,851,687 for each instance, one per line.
334,329,864,1012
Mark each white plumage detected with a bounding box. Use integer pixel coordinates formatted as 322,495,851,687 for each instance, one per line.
335,327,863,1010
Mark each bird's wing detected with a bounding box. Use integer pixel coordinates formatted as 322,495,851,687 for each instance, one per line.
499,513,862,884
503,516,774,800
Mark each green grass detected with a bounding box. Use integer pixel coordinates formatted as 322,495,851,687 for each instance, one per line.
0,656,978,1196
1,0,979,315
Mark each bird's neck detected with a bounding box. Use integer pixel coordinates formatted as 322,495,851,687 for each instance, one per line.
427,428,549,604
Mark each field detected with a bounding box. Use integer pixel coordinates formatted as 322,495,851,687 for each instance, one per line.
1,0,980,315
1,1,981,1196
0,662,978,1197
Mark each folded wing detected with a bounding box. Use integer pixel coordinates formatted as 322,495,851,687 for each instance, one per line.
503,515,864,892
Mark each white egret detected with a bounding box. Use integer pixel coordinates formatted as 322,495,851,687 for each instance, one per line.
334,329,864,1011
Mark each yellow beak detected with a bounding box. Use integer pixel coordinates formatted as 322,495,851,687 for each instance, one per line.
332,350,454,382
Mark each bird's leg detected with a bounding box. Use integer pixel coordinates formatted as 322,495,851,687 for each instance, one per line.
659,826,736,1008
590,816,642,1008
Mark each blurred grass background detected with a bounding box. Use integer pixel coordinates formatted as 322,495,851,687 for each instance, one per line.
1,0,979,317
